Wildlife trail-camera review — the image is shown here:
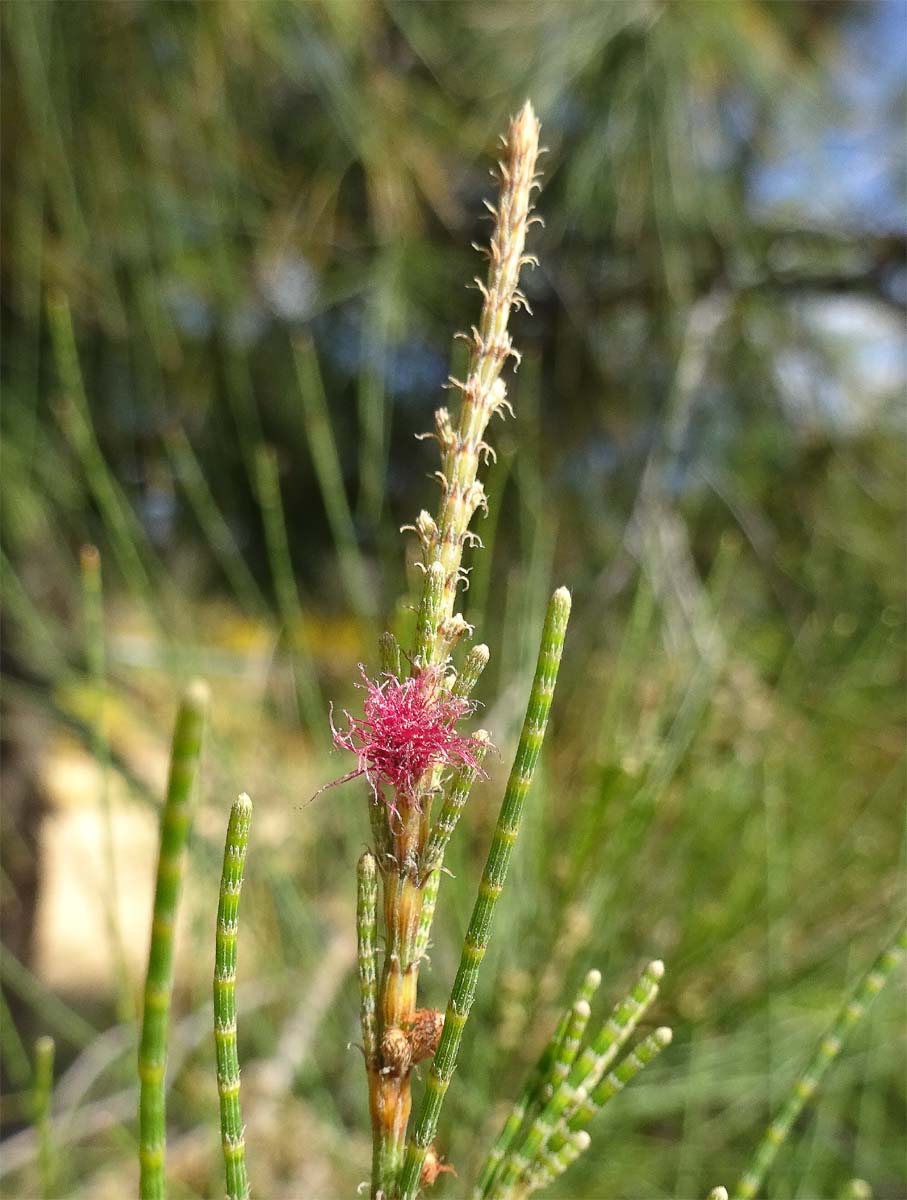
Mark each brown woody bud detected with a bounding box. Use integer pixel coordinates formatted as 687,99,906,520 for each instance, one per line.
380,1026,411,1077
407,1008,444,1064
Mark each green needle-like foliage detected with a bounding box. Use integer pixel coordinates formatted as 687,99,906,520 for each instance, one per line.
214,794,253,1200
358,851,380,1065
475,967,602,1199
550,970,602,1087
732,927,907,1200
562,959,664,1098
138,680,209,1200
413,867,442,968
398,586,572,1200
420,733,490,881
520,1129,591,1198
452,644,491,701
32,1035,55,1200
483,959,668,1199
559,1025,674,1133
472,987,580,1200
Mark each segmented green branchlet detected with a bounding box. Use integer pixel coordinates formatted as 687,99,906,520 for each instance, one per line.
496,1016,592,1193
474,970,600,1200
500,1027,673,1198
496,960,667,1195
380,631,403,678
398,587,571,1200
414,866,442,966
519,1129,591,1198
733,928,907,1200
452,643,490,700
548,970,601,1093
420,734,490,881
563,959,664,1101
32,1035,55,1200
473,1011,571,1200
357,852,379,1064
411,737,487,993
409,103,542,668
556,1026,673,1136
413,562,446,672
138,680,209,1200
214,794,252,1200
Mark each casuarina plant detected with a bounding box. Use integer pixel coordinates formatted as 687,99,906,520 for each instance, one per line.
121,100,906,1200
315,101,673,1200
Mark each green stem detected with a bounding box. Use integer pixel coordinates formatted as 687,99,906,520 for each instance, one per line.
452,644,490,700
32,1035,55,1200
733,928,907,1200
475,969,602,1200
358,852,380,1065
214,794,253,1200
558,1025,673,1137
420,734,489,881
489,955,667,1200
518,1129,590,1199
0,988,31,1088
414,866,442,967
138,680,209,1200
413,562,447,672
473,1004,574,1200
398,587,571,1200
498,1027,672,1199
379,631,403,679
558,959,664,1104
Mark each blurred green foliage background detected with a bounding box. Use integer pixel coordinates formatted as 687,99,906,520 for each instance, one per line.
1,2,904,1198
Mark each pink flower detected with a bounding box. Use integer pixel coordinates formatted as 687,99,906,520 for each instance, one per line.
325,666,484,806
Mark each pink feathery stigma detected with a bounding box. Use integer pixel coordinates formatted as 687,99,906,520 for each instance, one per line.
327,666,484,805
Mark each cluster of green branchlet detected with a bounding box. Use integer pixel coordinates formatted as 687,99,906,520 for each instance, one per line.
471,960,672,1200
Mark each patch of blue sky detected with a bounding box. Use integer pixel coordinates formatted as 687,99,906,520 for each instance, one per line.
750,1,905,232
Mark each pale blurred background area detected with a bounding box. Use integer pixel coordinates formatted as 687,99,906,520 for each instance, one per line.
1,2,905,1198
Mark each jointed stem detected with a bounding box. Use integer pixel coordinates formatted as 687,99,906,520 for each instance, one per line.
414,867,442,967
214,794,253,1200
420,735,490,881
398,587,571,1200
138,680,209,1200
475,969,602,1200
733,928,907,1200
550,1026,673,1149
365,102,544,1199
358,852,380,1065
